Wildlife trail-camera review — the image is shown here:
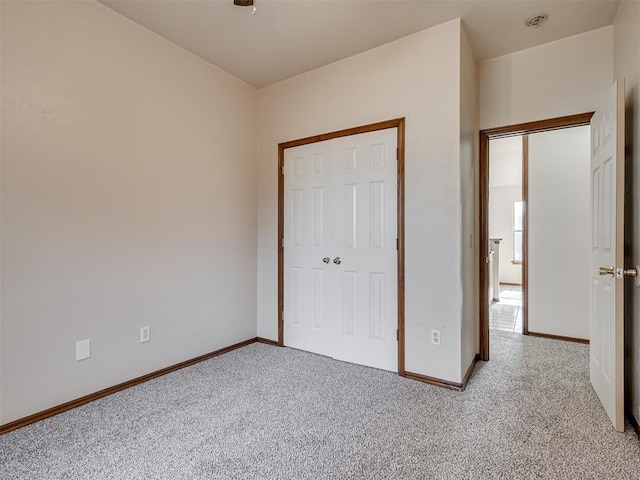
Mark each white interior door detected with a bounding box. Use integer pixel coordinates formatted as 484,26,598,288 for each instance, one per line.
283,128,398,371
590,78,625,432
283,138,335,357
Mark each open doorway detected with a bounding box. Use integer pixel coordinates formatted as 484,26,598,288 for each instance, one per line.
479,113,594,361
488,136,524,334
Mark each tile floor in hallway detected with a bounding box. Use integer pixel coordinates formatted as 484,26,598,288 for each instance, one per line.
489,284,523,333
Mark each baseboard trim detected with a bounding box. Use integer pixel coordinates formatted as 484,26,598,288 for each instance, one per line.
256,337,279,346
404,354,479,392
526,331,589,344
404,371,463,391
627,407,640,438
0,337,271,435
461,354,480,390
499,282,522,286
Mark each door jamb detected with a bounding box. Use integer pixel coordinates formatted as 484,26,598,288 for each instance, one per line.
278,118,406,374
479,113,594,361
522,134,529,335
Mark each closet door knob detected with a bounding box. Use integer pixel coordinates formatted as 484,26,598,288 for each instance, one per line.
322,257,330,264
598,266,614,276
333,257,342,265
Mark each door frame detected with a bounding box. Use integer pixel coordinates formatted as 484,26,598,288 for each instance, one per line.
479,112,594,361
278,118,406,374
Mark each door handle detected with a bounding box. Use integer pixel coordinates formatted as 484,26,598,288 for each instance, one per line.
333,257,342,265
322,257,330,264
625,265,640,287
599,267,614,276
599,265,639,279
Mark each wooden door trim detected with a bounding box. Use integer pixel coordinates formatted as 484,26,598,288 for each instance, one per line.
478,112,594,361
278,118,406,375
522,135,529,335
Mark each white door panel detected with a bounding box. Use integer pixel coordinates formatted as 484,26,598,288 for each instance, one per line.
284,141,335,357
284,129,397,371
590,78,625,432
331,131,397,370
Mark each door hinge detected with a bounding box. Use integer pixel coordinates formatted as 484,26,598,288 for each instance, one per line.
396,238,399,250
396,329,399,341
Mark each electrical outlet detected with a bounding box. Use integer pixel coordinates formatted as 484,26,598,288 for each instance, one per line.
76,339,91,361
140,325,150,343
431,329,441,346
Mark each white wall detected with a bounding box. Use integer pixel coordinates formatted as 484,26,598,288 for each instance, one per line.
528,126,591,340
257,20,468,383
480,27,614,129
489,136,523,187
460,25,478,378
489,187,522,284
613,0,640,427
489,136,522,285
1,1,257,424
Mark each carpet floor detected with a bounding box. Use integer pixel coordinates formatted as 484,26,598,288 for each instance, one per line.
1,331,639,479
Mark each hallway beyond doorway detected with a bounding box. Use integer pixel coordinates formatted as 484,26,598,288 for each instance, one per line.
490,285,523,333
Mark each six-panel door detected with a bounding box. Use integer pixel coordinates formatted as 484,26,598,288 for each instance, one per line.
590,79,625,432
283,128,398,371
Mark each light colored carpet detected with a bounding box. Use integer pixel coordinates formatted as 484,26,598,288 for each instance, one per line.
1,331,639,479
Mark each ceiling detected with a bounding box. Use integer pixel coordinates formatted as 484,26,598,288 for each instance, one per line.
98,0,621,88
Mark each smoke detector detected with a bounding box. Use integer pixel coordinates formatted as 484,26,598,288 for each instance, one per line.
525,13,549,28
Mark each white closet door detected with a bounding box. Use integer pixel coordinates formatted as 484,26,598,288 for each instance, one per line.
330,130,397,371
283,138,336,357
283,128,397,372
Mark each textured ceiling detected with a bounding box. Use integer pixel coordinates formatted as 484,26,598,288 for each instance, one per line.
99,0,621,88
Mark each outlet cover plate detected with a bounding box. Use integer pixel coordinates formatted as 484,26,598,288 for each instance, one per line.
76,339,91,361
140,326,150,343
